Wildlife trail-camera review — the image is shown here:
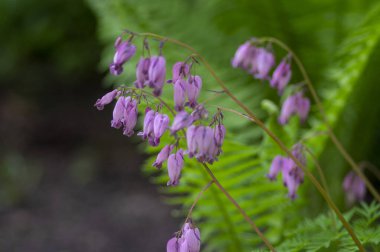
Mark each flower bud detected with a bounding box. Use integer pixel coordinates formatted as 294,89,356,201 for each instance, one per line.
167,150,184,186
94,89,118,110
173,79,186,111
270,57,292,95
148,56,166,96
267,155,286,181
153,145,174,169
135,57,151,88
252,48,275,80
137,108,156,140
122,98,138,137
279,92,310,125
343,171,366,205
153,113,170,146
111,96,126,129
186,75,202,108
171,62,190,83
166,236,183,252
214,124,226,147
171,111,194,133
109,37,136,75
232,41,256,70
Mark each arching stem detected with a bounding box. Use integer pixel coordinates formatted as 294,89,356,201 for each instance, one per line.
182,180,214,227
202,163,276,252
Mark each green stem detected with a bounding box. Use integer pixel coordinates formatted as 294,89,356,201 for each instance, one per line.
130,31,363,251
259,36,380,204
199,169,244,251
182,180,214,227
202,163,275,252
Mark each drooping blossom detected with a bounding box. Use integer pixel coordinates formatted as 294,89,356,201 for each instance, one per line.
122,98,138,137
111,96,126,129
135,57,151,88
186,125,224,164
167,222,201,252
171,61,190,83
214,124,226,148
137,108,156,141
170,111,194,133
267,155,288,181
343,171,366,205
186,75,202,108
94,89,118,110
166,236,183,252
153,113,170,146
109,36,136,75
279,92,310,125
173,79,187,111
181,223,201,252
148,56,166,96
232,41,256,70
283,144,305,200
153,145,174,169
270,56,292,95
167,149,184,186
252,48,275,80
268,144,305,200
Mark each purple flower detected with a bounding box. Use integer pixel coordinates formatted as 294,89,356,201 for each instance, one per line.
148,56,166,96
279,92,310,125
186,75,202,108
343,171,366,205
270,56,292,95
122,98,138,137
167,149,184,186
283,144,305,200
153,145,174,169
181,223,201,252
170,111,194,133
173,79,187,111
232,41,256,70
135,57,151,89
167,223,201,252
171,62,190,83
153,113,170,146
166,236,183,252
137,108,156,140
111,96,126,129
214,124,226,147
186,125,198,158
267,155,287,181
94,89,118,110
109,37,136,75
297,95,310,123
252,48,275,80
186,126,222,164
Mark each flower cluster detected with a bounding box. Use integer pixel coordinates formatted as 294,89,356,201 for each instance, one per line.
232,40,310,124
167,222,201,252
96,35,226,185
95,34,229,249
267,143,305,199
343,171,366,205
232,39,312,200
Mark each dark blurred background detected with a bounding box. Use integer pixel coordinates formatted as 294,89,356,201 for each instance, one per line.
0,0,177,251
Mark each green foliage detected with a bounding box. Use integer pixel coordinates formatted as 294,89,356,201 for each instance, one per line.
274,202,380,252
86,0,380,251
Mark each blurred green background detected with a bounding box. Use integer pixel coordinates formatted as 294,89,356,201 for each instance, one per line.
1,0,380,251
